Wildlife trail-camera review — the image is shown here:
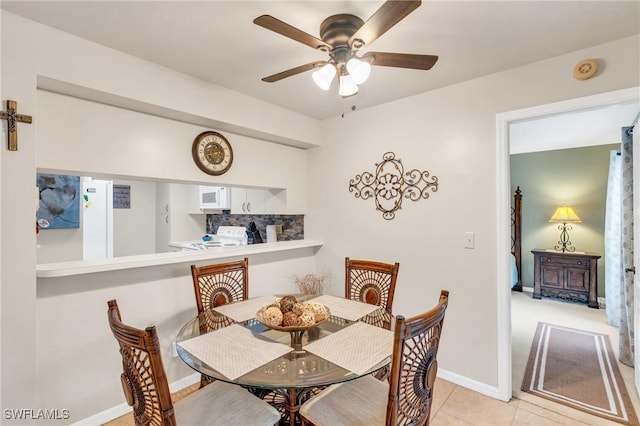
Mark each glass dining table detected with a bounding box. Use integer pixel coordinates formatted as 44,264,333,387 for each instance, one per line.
176,294,393,424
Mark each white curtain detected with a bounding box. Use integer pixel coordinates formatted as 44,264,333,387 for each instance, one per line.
605,150,622,326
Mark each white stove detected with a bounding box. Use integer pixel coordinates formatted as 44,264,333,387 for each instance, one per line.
209,226,248,246
171,226,248,251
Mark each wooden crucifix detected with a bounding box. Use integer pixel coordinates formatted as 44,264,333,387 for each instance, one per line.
0,100,33,151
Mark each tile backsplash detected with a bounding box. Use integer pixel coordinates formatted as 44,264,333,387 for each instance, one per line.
206,214,304,242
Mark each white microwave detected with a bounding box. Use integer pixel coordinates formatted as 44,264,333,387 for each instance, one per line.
198,186,230,210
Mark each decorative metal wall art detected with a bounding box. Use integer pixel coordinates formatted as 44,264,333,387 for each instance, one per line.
349,152,439,220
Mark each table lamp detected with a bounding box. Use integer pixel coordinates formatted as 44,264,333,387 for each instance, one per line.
549,206,581,252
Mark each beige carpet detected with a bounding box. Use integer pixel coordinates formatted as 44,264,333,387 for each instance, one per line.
522,322,639,425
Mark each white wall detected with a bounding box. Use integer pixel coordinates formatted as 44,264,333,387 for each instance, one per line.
35,90,309,213
112,179,157,258
1,11,317,421
36,209,84,264
35,250,318,423
307,35,640,392
510,101,639,154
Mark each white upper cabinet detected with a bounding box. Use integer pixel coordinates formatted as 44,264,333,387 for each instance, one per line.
231,188,265,214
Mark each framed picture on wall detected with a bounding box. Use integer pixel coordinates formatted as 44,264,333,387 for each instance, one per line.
113,184,131,208
36,173,81,229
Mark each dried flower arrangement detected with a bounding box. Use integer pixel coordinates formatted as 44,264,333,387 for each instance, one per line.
294,273,331,295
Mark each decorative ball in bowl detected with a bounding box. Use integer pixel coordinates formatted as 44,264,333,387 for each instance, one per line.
202,235,212,242
256,295,330,332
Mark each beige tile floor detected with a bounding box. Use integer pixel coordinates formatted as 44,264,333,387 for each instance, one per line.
104,292,639,425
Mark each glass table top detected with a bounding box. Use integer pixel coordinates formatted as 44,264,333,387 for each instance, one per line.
176,295,392,390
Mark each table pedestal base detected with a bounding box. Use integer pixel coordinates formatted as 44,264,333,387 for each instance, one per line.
249,385,326,425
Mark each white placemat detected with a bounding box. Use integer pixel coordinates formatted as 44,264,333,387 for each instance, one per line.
178,324,292,380
212,295,278,322
309,294,380,321
303,321,393,374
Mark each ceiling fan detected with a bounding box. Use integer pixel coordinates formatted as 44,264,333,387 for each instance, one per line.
253,0,438,98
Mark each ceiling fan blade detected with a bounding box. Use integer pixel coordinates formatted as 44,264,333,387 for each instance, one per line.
254,15,330,51
349,0,421,50
262,61,328,83
362,52,438,70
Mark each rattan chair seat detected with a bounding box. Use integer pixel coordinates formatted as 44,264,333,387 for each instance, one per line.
174,380,280,426
299,375,388,426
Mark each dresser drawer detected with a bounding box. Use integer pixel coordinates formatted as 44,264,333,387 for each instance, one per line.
539,255,589,268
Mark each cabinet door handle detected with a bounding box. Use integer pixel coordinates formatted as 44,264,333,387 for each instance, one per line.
165,204,169,212
247,202,251,212
626,267,636,274
577,261,582,265
165,215,169,224
242,202,246,212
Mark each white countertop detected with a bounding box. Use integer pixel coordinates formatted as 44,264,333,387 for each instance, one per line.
36,240,323,278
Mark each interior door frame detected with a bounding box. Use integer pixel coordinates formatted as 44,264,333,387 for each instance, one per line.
495,87,640,400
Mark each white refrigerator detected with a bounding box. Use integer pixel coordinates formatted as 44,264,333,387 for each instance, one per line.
81,177,114,260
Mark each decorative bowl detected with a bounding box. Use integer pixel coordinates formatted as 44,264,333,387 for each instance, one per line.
202,235,212,242
255,300,330,332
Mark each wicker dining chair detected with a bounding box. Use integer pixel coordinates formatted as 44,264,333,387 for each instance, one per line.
190,258,249,388
299,290,449,426
106,299,280,426
345,257,400,330
191,257,249,314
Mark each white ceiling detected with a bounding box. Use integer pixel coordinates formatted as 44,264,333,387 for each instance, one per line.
2,1,639,120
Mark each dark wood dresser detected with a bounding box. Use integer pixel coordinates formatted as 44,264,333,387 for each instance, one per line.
531,249,601,308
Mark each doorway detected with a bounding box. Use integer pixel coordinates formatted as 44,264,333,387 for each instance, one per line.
495,87,640,401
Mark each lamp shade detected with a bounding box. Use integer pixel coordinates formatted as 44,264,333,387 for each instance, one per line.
338,74,358,97
312,63,336,91
549,206,582,223
346,58,371,85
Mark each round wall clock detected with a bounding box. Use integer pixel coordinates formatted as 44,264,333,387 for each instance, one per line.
191,131,233,176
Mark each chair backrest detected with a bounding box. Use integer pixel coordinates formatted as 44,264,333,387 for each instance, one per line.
345,257,400,313
190,257,249,314
107,299,176,426
386,290,449,426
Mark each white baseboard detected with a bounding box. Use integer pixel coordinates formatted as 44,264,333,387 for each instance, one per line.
437,368,504,401
71,373,200,426
168,373,201,393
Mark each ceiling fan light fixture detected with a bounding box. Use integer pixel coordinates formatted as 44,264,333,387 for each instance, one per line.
346,57,371,85
339,74,358,98
312,63,336,90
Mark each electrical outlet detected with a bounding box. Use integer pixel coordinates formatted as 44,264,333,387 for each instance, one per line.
464,232,475,249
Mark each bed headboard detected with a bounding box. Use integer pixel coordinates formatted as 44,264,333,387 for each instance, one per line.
511,186,522,291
